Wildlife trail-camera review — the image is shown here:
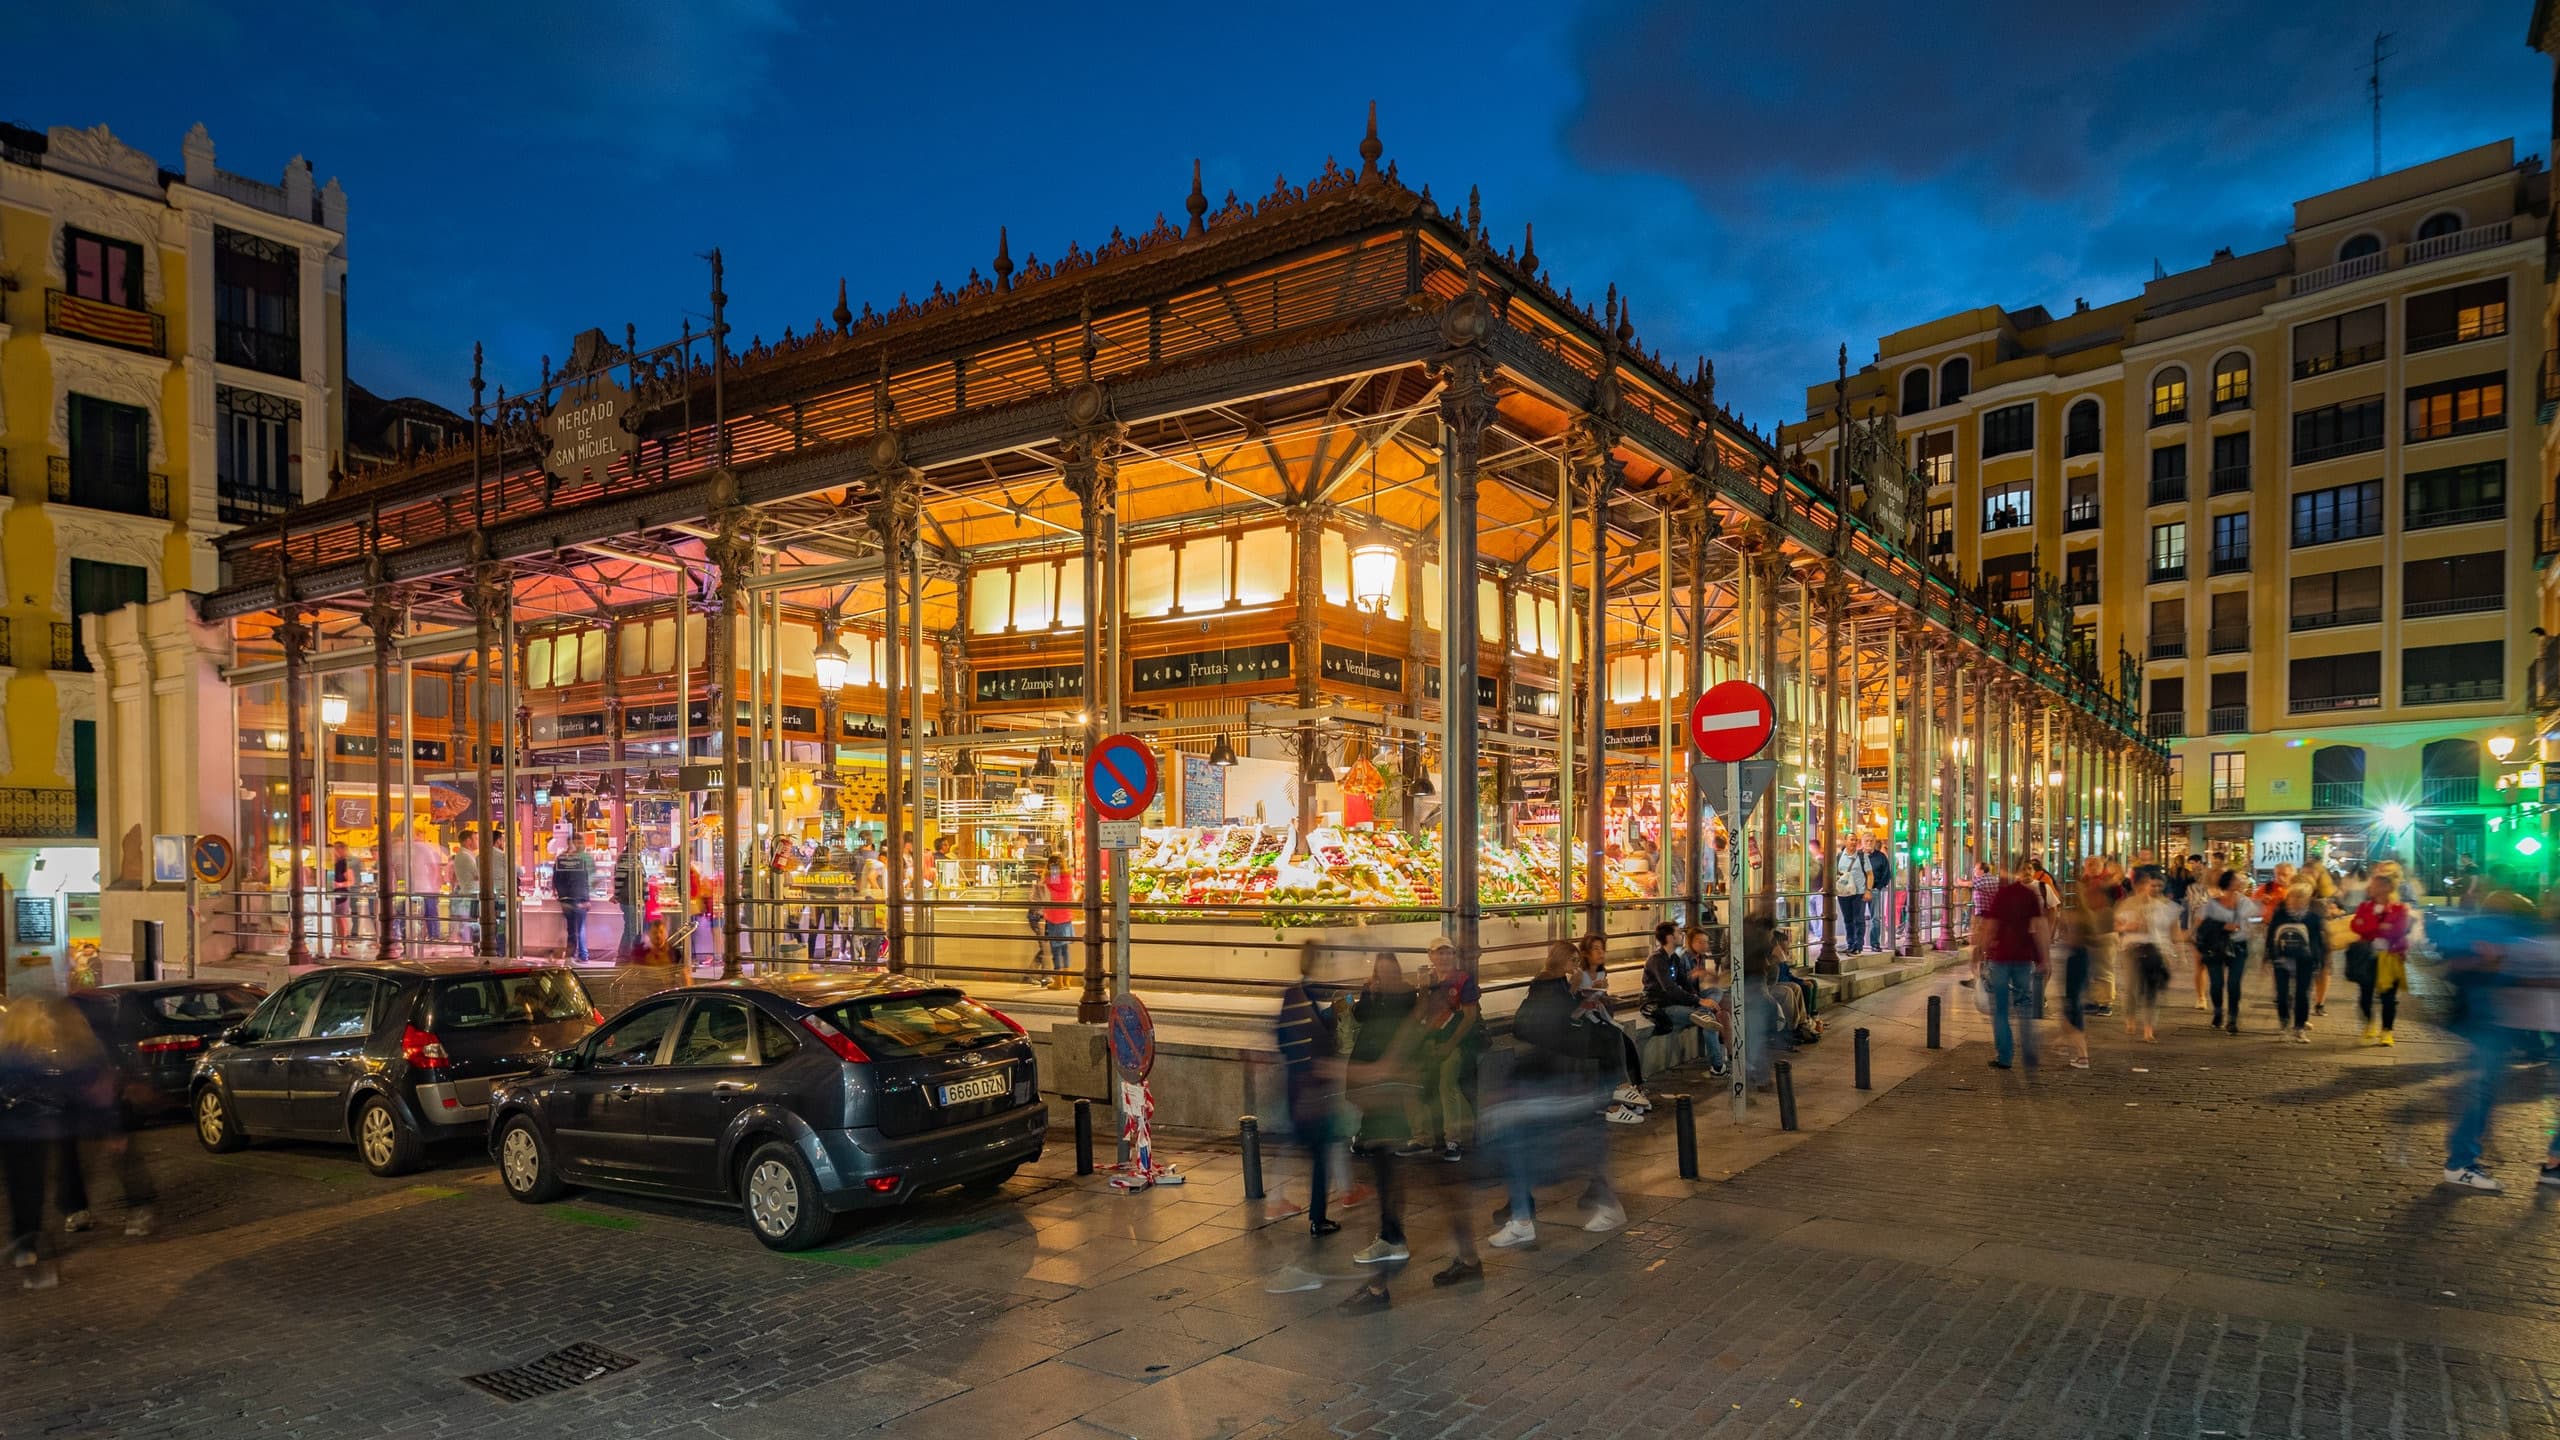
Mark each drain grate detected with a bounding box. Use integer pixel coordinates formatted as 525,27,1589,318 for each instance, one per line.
462,1342,639,1402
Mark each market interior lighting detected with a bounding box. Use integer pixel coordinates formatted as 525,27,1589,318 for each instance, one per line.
1308,745,1337,785
2489,734,2518,762
1349,529,1400,614
812,630,850,692
1208,733,1239,768
2046,769,2065,787
320,685,349,727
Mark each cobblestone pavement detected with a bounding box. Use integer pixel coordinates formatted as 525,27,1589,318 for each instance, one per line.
8,970,2560,1438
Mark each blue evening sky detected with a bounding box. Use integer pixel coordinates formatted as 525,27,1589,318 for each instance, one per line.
13,1,2548,433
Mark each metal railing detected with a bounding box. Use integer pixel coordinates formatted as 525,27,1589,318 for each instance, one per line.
2404,678,2502,706
48,455,170,520
2151,403,2187,427
2291,606,2380,631
2290,692,2379,715
2064,503,2100,532
2209,464,2250,495
45,288,165,356
2407,319,2507,354
215,322,300,379
2543,348,2560,407
2210,793,2246,813
218,486,296,526
2148,636,2186,659
50,622,81,673
1982,507,2029,533
2403,593,2500,619
2402,218,2512,265
2294,432,2385,464
2310,781,2365,810
2211,550,2251,576
2288,251,2386,297
2420,775,2480,806
2406,501,2502,531
2060,579,2098,607
2149,476,2188,505
2543,504,2560,562
2147,712,2186,739
2537,632,2560,711
2294,343,2385,379
2207,624,2249,653
2149,560,2187,582
2407,412,2506,444
2206,704,2247,733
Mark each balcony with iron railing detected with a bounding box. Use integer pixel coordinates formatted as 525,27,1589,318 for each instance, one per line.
2166,794,2185,815
2147,712,2187,739
2290,691,2380,715
2149,559,2187,583
2211,792,2247,813
2284,221,2513,300
2209,464,2250,495
48,456,170,521
50,622,83,674
2294,432,2385,464
2063,499,2100,532
2207,623,2249,654
2149,475,2188,506
2310,780,2366,810
45,289,165,357
2403,592,2501,619
2148,635,2186,660
215,321,300,379
0,619,11,669
2406,500,2503,531
2207,704,2248,733
2543,348,2560,415
2211,548,2251,576
2404,677,2502,706
2542,504,2560,562
2421,775,2480,806
2294,342,2385,380
2538,632,2560,712
1982,506,2029,534
2291,605,2382,632
2407,317,2508,355
2060,578,2098,607
2288,251,2386,297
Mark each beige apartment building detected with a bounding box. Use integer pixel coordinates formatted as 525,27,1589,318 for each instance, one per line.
1783,141,2544,884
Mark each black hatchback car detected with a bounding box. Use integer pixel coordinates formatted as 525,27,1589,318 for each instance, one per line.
69,981,267,1117
488,974,1044,1249
191,962,600,1176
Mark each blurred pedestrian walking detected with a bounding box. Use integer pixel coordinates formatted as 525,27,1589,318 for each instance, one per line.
2115,871,2177,1043
2348,872,2413,1046
2197,869,2250,1034
1,997,119,1289
2266,878,2325,1041
2052,884,2094,1069
1408,939,1483,1163
1276,942,1342,1236
2439,890,2559,1192
1978,855,2049,1070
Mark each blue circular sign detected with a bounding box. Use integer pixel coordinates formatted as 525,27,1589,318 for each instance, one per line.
1084,733,1159,821
1108,994,1155,1080
189,834,235,885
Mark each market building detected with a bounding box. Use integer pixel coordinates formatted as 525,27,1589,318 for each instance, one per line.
70,114,2162,1019
0,120,347,981
1785,140,2547,887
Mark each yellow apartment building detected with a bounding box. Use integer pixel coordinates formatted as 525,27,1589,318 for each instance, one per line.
0,121,345,969
1784,141,2544,886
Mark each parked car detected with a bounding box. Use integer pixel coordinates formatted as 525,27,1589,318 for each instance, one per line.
191,962,600,1176
488,973,1044,1249
69,981,267,1118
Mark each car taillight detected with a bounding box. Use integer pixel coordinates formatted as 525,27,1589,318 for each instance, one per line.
589,1009,605,1025
401,1024,451,1071
865,1175,900,1193
799,1014,871,1064
983,1005,1027,1036
136,1034,204,1054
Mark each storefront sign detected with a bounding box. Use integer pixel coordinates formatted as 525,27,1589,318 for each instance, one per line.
1602,724,1661,752
333,797,373,829
678,762,754,792
623,700,713,735
332,736,447,760
1512,685,1559,718
12,895,57,947
1319,645,1403,693
531,712,608,742
839,712,924,740
1421,666,1499,709
2251,821,2305,871
151,834,189,885
976,662,1086,706
1129,643,1291,695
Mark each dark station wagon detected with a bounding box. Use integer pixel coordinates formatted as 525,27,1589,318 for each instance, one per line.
191,962,601,1175
487,973,1044,1249
69,981,267,1117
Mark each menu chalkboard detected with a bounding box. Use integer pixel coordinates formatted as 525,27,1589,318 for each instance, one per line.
1180,752,1226,826
12,895,57,947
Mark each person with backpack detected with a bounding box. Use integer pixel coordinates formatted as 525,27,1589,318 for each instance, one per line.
2348,872,2413,1046
2265,879,2324,1041
2195,870,2250,1033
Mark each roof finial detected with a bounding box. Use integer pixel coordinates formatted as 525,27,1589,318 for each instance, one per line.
1604,283,1618,335
993,226,1014,291
1078,294,1097,383
833,278,852,332
1616,294,1634,346
1358,100,1382,181
1465,184,1483,239
1185,159,1208,237
1519,222,1538,274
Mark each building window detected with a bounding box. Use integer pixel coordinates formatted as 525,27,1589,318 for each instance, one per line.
2210,353,2251,412
2290,480,2383,546
1900,368,1931,416
1925,501,1953,559
63,227,143,308
2291,396,2386,463
2210,751,2246,809
2148,597,2185,658
214,226,301,379
2208,671,2247,734
1981,551,2035,603
2404,460,2503,529
2402,641,2503,706
1980,401,2032,457
2208,589,2249,654
2407,278,2507,352
2209,431,2249,494
2062,548,2098,605
1981,480,2031,532
2167,753,2186,807
2288,652,2382,714
1939,356,1971,406
2151,367,2189,425
65,394,155,518
2289,566,2382,630
2064,474,2099,530
2338,234,2384,262
216,386,301,525
2149,444,2187,505
2291,305,2385,378
2415,211,2464,241
2151,676,2185,721
2063,399,2101,457
2210,512,2250,573
2402,552,2504,618
2404,373,2505,443
2149,521,2187,581
1913,430,1955,487
66,558,147,673
2311,746,2365,809
2422,738,2482,805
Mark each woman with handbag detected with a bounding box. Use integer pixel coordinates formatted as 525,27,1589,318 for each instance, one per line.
2114,871,2177,1043
2196,870,2250,1034
2266,879,2325,1041
2348,872,2413,1046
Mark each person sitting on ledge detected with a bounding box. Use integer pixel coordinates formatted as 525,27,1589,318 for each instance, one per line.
1641,921,1729,1078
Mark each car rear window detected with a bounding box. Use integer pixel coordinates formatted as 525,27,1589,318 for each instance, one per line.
817,992,1017,1058
152,987,263,1023
433,970,594,1029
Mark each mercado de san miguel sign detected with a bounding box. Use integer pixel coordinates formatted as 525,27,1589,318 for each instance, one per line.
540,330,640,486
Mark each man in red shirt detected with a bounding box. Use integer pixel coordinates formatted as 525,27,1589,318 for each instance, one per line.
1979,855,2052,1070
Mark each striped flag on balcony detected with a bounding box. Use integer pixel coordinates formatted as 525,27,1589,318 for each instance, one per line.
55,292,159,351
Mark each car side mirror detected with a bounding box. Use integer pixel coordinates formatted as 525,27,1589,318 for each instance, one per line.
218,1024,250,1046
549,1048,586,1072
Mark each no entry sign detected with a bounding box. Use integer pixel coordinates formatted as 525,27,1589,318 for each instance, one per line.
1690,680,1775,763
1084,733,1161,821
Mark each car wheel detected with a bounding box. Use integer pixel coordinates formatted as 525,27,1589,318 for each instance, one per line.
740,1141,832,1251
354,1096,422,1177
496,1116,565,1203
194,1087,247,1153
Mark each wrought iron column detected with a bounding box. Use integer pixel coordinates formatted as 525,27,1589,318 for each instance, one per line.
708,508,754,977
280,608,312,966
1060,381,1120,1023
364,589,400,958
1939,640,1962,949
1815,566,1846,972
1435,290,1496,973
469,565,504,957
869,430,922,975
1757,552,1784,914
1906,624,1930,955
1683,502,1710,928
1569,416,1618,940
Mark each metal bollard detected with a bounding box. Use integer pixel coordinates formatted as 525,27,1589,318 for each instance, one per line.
1774,1061,1798,1132
1854,1028,1872,1090
1239,1115,1265,1200
1673,1094,1699,1180
1926,994,1943,1050
1074,1098,1095,1176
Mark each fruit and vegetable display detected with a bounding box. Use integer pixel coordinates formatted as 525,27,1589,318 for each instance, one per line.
1126,822,1643,926
1128,824,1293,910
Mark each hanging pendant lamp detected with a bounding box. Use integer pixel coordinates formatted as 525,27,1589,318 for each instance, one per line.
1208,732,1239,767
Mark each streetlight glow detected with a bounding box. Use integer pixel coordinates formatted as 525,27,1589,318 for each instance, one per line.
2489,734,2518,761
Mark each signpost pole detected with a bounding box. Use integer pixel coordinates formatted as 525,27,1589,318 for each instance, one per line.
1728,757,1747,1124
1111,847,1131,1162
186,870,199,980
